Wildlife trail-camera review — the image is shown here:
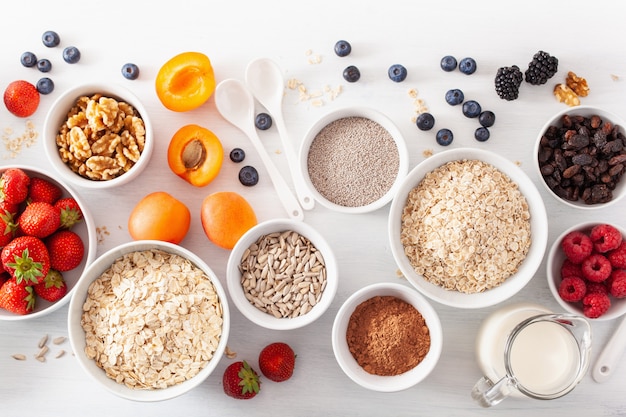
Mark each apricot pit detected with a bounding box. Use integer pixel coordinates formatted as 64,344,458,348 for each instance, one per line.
168,124,223,187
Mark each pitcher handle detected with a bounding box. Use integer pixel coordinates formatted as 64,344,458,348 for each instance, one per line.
471,376,515,407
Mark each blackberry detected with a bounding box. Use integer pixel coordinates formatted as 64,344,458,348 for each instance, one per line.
524,51,558,85
494,65,523,101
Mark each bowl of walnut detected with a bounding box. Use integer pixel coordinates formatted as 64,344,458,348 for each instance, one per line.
534,106,626,209
388,148,548,309
43,83,154,189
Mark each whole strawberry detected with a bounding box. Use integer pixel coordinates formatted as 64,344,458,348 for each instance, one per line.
258,342,296,382
0,278,36,315
0,209,17,247
46,230,84,271
54,197,83,229
28,177,62,205
223,360,261,399
0,168,30,205
3,80,40,118
1,236,50,286
33,270,67,302
17,201,61,238
0,200,19,216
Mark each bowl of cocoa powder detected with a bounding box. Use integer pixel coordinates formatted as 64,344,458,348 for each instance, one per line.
535,106,626,209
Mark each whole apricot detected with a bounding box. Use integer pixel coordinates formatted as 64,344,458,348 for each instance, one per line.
201,191,257,250
155,51,216,112
128,191,191,244
168,124,223,187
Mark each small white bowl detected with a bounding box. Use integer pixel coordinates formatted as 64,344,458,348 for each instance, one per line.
389,148,548,309
43,83,154,189
0,165,97,321
299,106,409,214
547,222,626,321
68,240,230,401
331,282,443,392
534,105,626,209
226,218,338,330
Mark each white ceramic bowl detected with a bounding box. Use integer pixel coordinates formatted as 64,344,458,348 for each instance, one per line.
534,105,626,209
547,222,626,321
389,148,548,309
226,218,337,330
0,165,97,321
299,106,409,214
331,282,442,392
43,83,154,189
67,240,230,401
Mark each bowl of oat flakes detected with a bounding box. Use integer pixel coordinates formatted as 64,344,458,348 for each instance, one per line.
43,83,154,189
67,240,229,401
388,148,548,309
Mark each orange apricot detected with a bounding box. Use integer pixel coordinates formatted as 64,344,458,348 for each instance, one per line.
200,191,257,250
155,51,216,112
168,124,224,187
128,191,191,244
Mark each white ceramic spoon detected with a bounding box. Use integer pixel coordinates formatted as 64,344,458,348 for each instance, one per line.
592,314,626,383
214,78,304,221
245,58,315,210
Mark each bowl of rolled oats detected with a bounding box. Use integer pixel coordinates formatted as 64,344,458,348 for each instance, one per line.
43,83,153,189
388,148,548,309
67,240,229,401
226,218,338,330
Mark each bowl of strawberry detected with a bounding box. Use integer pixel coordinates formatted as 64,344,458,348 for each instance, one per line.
0,166,96,320
547,222,626,321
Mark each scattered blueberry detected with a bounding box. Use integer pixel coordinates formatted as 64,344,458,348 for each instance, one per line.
121,63,140,80
20,52,37,68
436,128,454,146
475,127,491,142
459,57,477,75
36,77,54,95
239,165,259,186
416,113,435,131
388,64,408,82
462,100,482,118
62,46,81,64
37,59,52,73
440,55,457,72
334,40,352,57
255,113,272,130
42,30,60,47
343,65,361,83
478,110,496,128
445,89,464,106
229,148,246,163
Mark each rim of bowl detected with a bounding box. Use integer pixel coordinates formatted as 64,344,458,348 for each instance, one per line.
389,148,548,309
226,218,338,330
67,240,230,401
533,105,626,210
298,106,409,214
0,164,97,321
331,282,443,392
43,82,154,190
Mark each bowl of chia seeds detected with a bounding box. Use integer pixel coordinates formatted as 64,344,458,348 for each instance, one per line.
299,106,409,214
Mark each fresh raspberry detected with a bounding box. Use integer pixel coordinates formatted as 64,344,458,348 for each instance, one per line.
581,253,612,282
582,292,611,318
590,224,623,253
586,281,609,296
558,276,587,302
560,259,583,279
608,269,626,298
561,231,593,264
608,241,626,269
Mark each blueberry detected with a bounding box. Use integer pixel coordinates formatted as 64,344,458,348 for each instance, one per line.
343,65,361,83
36,77,54,95
462,100,481,118
445,89,464,106
42,30,60,47
62,46,81,64
478,110,496,127
474,127,491,142
239,165,259,186
440,55,457,72
436,128,454,146
334,40,352,57
416,112,435,131
37,59,52,73
255,113,272,130
121,63,140,80
459,57,477,75
229,148,245,163
20,52,37,68
388,64,408,82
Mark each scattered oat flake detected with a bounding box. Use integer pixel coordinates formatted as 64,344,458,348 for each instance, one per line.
611,74,620,81
408,88,418,98
423,149,433,158
224,346,237,359
96,226,110,244
2,120,38,158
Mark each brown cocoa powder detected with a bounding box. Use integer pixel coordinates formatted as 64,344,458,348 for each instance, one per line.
346,295,430,376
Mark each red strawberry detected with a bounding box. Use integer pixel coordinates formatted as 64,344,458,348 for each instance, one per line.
0,209,17,247
3,80,40,118
0,271,9,287
54,197,83,229
258,342,296,382
17,201,61,238
0,168,30,205
0,278,36,315
33,270,67,302
0,200,19,216
28,177,62,205
222,361,261,399
46,230,84,271
1,236,50,285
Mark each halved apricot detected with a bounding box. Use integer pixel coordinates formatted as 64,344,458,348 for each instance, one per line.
168,124,224,187
155,52,216,112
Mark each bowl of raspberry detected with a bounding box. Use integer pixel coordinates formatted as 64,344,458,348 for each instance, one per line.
547,222,626,321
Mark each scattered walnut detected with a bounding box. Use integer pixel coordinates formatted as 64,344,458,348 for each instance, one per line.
553,84,580,107
566,71,589,97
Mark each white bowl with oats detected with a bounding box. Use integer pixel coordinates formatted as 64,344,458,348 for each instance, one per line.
43,83,153,189
226,218,338,330
388,148,548,309
67,240,229,401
